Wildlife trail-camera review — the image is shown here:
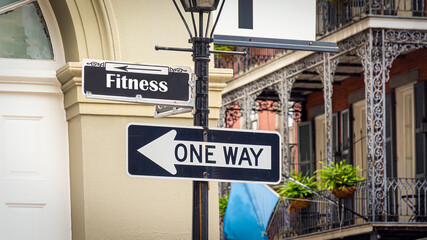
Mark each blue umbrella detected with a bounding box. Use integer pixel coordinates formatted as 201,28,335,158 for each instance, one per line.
224,183,280,240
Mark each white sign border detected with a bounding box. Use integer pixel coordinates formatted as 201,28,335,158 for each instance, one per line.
126,122,282,184
82,59,195,107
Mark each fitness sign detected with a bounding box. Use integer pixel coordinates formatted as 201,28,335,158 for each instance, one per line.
82,59,194,107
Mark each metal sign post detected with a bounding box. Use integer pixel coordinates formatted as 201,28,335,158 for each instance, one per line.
191,28,211,240
154,105,192,118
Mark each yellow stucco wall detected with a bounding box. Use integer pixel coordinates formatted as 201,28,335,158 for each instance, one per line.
58,64,231,240
52,0,232,239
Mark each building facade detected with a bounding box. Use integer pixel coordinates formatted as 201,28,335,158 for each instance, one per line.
0,0,232,239
219,1,427,239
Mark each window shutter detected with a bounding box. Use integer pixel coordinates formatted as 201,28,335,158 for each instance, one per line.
298,121,314,176
333,113,339,163
341,109,352,164
414,81,427,179
385,92,396,178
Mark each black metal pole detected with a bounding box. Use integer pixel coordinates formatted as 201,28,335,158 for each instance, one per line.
191,13,211,239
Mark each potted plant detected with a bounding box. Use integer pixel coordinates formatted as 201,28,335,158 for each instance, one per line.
219,194,229,222
274,171,318,211
316,159,364,198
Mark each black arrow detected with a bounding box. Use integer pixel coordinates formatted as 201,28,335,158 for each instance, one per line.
115,65,161,72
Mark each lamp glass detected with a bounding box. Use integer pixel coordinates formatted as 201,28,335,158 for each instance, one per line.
180,0,190,11
197,0,216,8
180,0,219,12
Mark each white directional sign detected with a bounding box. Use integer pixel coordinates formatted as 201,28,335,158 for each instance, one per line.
82,59,194,107
127,123,281,183
213,0,338,52
154,105,192,118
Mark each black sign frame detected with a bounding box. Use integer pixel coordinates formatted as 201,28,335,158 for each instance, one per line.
127,123,282,184
82,59,194,107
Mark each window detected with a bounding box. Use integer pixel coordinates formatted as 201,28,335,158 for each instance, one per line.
0,0,64,76
353,100,368,178
396,84,415,178
0,0,53,59
404,93,414,177
341,109,351,163
414,81,427,179
298,121,314,176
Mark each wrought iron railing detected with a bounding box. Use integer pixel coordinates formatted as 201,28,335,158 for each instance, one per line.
267,178,427,239
317,0,427,37
214,47,284,77
215,0,427,76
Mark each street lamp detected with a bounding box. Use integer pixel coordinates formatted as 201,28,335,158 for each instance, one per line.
180,0,220,12
155,1,245,239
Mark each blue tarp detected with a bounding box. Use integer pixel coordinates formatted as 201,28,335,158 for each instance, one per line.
223,183,280,240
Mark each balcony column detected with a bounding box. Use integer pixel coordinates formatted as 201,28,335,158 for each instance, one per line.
358,29,388,221
218,106,226,128
242,89,258,130
276,70,295,174
317,53,339,166
360,28,427,220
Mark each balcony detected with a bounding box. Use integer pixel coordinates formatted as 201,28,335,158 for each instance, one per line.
267,178,427,239
317,0,427,37
215,0,427,77
214,47,284,78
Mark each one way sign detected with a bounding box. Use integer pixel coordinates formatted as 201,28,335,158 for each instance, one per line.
127,123,281,184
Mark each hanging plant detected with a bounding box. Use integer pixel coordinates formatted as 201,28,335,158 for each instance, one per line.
316,159,364,198
274,171,318,211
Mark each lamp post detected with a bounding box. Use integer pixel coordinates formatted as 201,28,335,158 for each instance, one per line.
181,1,219,239
155,1,245,239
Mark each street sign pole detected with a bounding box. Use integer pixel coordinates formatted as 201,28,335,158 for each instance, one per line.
192,15,210,240
154,2,245,239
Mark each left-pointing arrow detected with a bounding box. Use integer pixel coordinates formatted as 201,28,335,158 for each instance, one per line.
114,65,162,72
137,130,178,175
137,130,272,175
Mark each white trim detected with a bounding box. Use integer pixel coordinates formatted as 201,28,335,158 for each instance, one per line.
353,100,367,178
314,114,326,172
0,0,35,15
0,0,65,79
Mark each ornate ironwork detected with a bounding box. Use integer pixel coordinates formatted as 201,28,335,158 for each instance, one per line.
287,53,323,78
218,106,225,128
317,0,426,38
214,47,283,76
225,105,242,128
355,28,427,221
268,178,427,239
85,61,105,67
168,67,187,73
316,53,340,166
255,99,280,112
291,102,302,124
272,71,293,174
220,27,427,227
357,29,386,221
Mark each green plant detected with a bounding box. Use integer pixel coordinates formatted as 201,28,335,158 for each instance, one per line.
213,45,236,59
213,45,236,52
316,159,364,190
274,171,318,199
219,194,229,217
